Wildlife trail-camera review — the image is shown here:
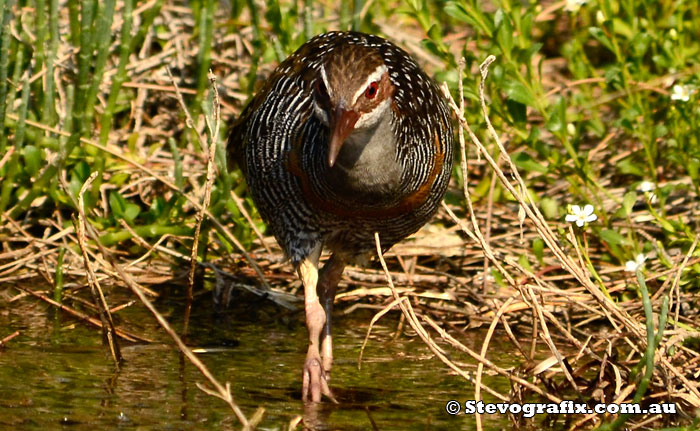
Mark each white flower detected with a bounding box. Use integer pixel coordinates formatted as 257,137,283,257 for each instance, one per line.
637,181,657,203
638,181,655,192
565,204,597,227
596,10,606,25
671,84,692,102
564,0,587,12
567,123,576,135
625,254,646,272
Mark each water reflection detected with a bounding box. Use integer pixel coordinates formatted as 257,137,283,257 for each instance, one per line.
0,286,517,430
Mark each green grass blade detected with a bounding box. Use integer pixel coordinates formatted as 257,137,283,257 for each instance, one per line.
0,67,30,213
41,0,59,126
0,0,15,154
83,0,116,130
99,0,133,146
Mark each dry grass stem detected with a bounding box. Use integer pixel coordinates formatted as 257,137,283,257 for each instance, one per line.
165,68,218,304
79,209,260,429
0,330,21,348
375,232,512,403
474,297,514,431
74,172,122,366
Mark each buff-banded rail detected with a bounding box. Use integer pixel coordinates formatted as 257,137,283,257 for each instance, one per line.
228,31,454,402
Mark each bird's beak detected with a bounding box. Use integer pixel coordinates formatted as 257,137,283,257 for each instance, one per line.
328,106,359,168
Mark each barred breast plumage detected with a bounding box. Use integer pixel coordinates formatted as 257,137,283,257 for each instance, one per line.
228,31,454,403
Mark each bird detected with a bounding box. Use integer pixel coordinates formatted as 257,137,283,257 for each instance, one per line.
228,31,454,403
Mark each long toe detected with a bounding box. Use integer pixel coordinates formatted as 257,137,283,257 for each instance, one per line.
302,355,337,403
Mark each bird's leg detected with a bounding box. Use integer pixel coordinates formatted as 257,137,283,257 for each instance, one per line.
317,254,345,381
298,245,334,403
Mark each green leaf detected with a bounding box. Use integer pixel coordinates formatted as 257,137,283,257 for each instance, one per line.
689,159,699,182
653,124,668,140
658,218,676,233
604,66,623,87
545,96,567,133
491,267,506,287
109,191,140,223
68,162,91,199
426,24,448,55
495,9,513,53
631,32,652,58
519,42,543,63
444,1,471,23
600,229,627,247
532,238,544,265
622,191,637,216
265,2,282,30
503,80,536,107
73,161,91,182
512,152,547,173
110,172,131,186
616,158,644,177
518,254,533,273
506,99,527,124
421,39,445,59
23,145,42,177
540,197,559,219
405,0,422,11
589,27,615,53
520,8,534,36
443,1,493,36
652,53,671,69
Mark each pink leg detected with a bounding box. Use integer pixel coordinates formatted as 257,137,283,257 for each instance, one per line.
298,246,334,403
317,254,345,380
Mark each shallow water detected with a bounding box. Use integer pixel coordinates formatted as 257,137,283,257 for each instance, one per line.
0,285,531,430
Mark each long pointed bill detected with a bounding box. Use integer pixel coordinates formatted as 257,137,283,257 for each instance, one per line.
328,107,359,167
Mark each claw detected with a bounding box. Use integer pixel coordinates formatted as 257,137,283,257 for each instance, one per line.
298,249,344,404
302,353,337,403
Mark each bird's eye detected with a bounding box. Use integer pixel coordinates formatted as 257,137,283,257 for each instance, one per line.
314,79,330,107
315,79,327,96
364,82,379,99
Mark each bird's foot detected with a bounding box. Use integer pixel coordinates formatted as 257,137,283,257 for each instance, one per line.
302,352,337,404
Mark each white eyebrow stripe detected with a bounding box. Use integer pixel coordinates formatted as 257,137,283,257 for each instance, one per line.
320,64,332,98
351,64,388,105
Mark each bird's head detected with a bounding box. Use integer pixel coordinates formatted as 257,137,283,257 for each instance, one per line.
312,45,395,167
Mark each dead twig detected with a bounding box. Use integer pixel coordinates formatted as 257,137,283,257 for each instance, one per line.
73,172,122,366
0,331,20,348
